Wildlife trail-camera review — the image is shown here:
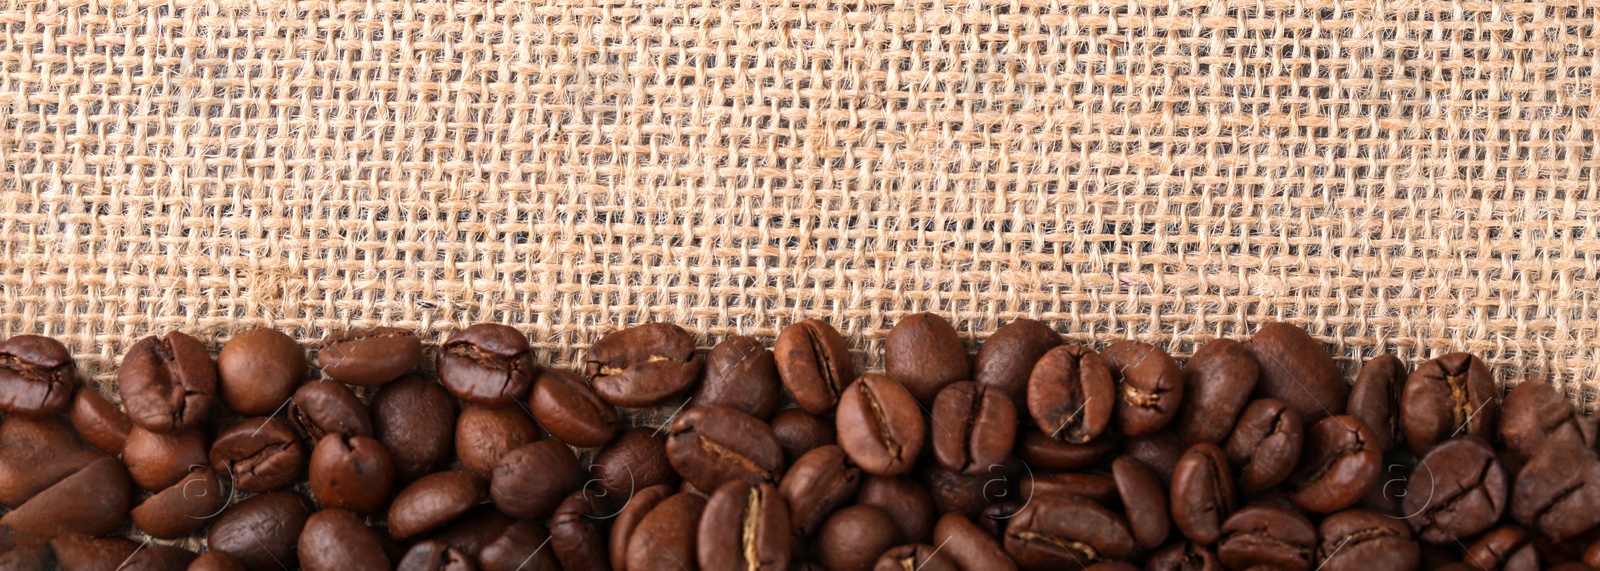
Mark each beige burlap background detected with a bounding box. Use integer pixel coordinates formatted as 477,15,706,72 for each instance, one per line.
1,0,1598,410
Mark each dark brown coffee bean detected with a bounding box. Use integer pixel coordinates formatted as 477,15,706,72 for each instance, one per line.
70,389,132,456
775,319,856,415
1147,541,1223,571
0,455,131,537
438,324,537,406
1286,415,1382,513
1317,509,1418,571
625,492,706,571
1500,379,1586,462
1346,354,1407,453
457,404,541,479
836,374,925,477
974,319,1061,423
549,490,612,571
1004,493,1135,571
1019,472,1120,507
188,551,248,571
490,440,584,520
1405,436,1508,542
696,335,781,420
0,524,51,570
815,505,903,571
124,424,210,491
207,491,313,571
1586,540,1600,568
0,335,78,417
1169,443,1233,545
1246,324,1349,426
1027,345,1114,444
858,474,939,544
610,484,673,570
317,327,421,387
430,505,513,559
373,374,456,482
398,541,477,571
391,471,487,540
51,534,195,571
699,481,791,571
586,322,702,407
288,380,373,442
309,433,395,514
1121,430,1186,483
1224,398,1302,494
780,445,862,536
884,313,970,406
771,408,837,465
218,328,305,416
593,427,680,499
530,369,618,447
1463,524,1535,571
210,417,306,492
934,513,1018,571
1015,430,1118,471
873,545,956,571
1216,504,1316,571
300,509,392,571
1175,339,1258,444
1401,352,1497,455
1101,340,1184,437
1112,456,1169,549
0,415,99,507
132,466,225,539
931,381,1016,475
118,331,217,433
480,521,561,571
1511,430,1600,541
668,404,785,491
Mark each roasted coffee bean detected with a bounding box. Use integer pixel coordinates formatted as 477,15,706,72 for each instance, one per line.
124,424,209,491
0,334,78,417
1175,339,1258,444
1216,504,1316,571
1286,415,1381,513
1402,352,1497,454
1169,443,1233,545
69,389,132,455
431,505,513,559
586,322,702,407
391,471,487,540
837,374,925,476
0,455,131,537
815,505,903,571
780,445,862,536
1500,380,1586,462
884,313,970,406
934,513,1018,571
51,534,195,571
771,408,836,464
210,417,306,492
699,481,791,571
288,380,372,441
593,427,680,498
922,460,1009,520
398,541,476,571
695,335,781,420
1317,509,1418,571
1147,541,1223,571
373,374,456,482
1224,398,1302,494
1026,345,1114,444
0,415,100,507
118,331,216,433
1245,322,1346,424
1464,524,1535,571
1019,472,1120,507
1122,430,1186,483
0,527,52,570
611,485,673,570
625,491,706,571
207,491,313,571
1347,354,1407,453
457,404,541,479
309,433,395,515
1405,436,1508,542
437,324,536,406
189,551,248,571
858,474,939,544
931,381,1016,475
131,466,225,539
490,440,584,520
549,490,612,571
668,404,785,491
873,545,956,571
1016,430,1118,471
300,509,392,571
530,369,618,447
1106,457,1165,549
1511,430,1600,541
1003,493,1135,571
1586,540,1600,568
774,319,855,415
317,327,421,387
481,521,561,571
218,328,305,416
974,319,1060,421
1102,340,1184,437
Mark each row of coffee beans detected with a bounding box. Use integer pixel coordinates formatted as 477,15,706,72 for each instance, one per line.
1,317,1599,570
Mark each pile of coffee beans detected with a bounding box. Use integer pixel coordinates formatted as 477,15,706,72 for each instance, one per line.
2,317,1600,571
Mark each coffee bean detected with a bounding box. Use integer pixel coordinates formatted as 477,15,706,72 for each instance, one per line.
1404,436,1508,542
1586,540,1600,568
288,380,373,442
51,533,195,571
667,405,785,491
69,389,132,456
775,319,856,415
189,551,248,571
131,466,225,539
549,490,613,571
0,526,51,570
771,408,836,465
118,331,217,433
309,434,396,515
1401,352,1497,454
1169,443,1233,545
481,521,561,571
836,374,925,477
300,509,392,571
1146,541,1222,571
1286,415,1381,513
780,445,862,536
815,505,903,571
1121,430,1186,483
1175,339,1258,444
210,417,306,492
530,369,618,447
490,440,583,521
438,324,537,406
1004,493,1134,571
1346,354,1407,453
586,322,702,407
218,328,305,416
696,335,781,420
391,471,487,540
1511,430,1600,541
1501,379,1585,462
317,327,421,387
207,491,313,571
858,474,939,544
624,491,706,571
0,415,99,507
1101,340,1184,437
1463,524,1535,571
885,313,970,406
873,544,957,571
1224,398,1302,494
1245,322,1346,424
456,404,541,479
1112,456,1169,549
1216,504,1316,571
1015,430,1118,471
123,424,209,491
699,481,791,571
934,513,1017,571
931,381,1016,475
0,455,131,537
1317,509,1418,571
1027,345,1114,444
431,505,514,559
610,485,673,570
593,427,680,499
373,374,457,482
397,541,475,571
0,334,78,418
974,319,1061,421
1019,472,1120,507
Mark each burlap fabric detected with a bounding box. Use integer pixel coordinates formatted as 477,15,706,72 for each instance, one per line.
0,0,1596,410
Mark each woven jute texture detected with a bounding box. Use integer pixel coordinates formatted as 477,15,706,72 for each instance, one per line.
1,0,1598,409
